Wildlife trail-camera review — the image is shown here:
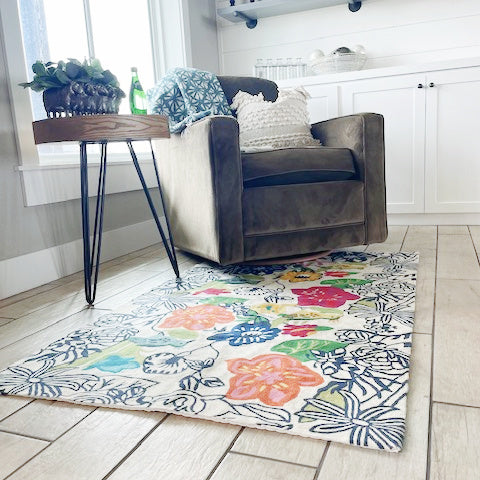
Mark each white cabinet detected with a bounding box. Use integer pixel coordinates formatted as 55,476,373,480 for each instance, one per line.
295,62,480,215
340,74,426,214
425,67,480,213
303,84,339,124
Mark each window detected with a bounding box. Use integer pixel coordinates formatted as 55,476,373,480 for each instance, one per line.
19,0,157,163
20,0,157,120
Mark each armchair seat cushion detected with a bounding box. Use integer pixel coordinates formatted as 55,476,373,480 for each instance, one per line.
242,146,356,188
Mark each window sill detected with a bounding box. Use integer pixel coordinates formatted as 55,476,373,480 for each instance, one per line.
17,159,158,206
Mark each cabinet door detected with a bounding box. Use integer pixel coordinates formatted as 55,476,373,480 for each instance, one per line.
304,84,339,123
425,67,480,213
341,74,426,214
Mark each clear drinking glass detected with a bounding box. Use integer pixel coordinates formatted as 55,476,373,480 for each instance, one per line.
265,58,275,81
295,57,306,78
277,58,286,81
285,57,295,79
254,58,267,78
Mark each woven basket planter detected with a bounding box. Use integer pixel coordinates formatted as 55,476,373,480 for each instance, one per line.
43,82,125,118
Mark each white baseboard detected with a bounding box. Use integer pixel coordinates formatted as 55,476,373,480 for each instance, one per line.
0,218,162,300
388,213,480,225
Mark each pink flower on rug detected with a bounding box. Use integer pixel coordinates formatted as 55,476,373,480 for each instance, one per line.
324,271,352,277
282,324,318,337
226,354,323,406
158,305,235,330
193,288,231,296
292,286,360,308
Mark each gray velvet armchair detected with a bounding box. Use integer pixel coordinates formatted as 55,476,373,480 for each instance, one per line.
152,76,387,265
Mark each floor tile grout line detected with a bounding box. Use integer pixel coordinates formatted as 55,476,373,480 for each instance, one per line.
93,259,194,310
3,439,51,480
0,285,60,313
0,398,35,423
0,268,122,320
0,306,90,353
435,277,480,281
102,414,171,480
138,247,167,259
3,407,98,480
226,450,317,471
467,225,480,266
425,225,438,480
0,427,54,442
0,318,20,329
313,441,330,480
14,261,167,319
205,427,245,480
0,265,174,353
0,246,171,321
432,400,480,410
400,225,410,251
0,269,130,322
1,246,185,323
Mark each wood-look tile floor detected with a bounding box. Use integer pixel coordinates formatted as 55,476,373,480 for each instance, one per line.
0,225,479,480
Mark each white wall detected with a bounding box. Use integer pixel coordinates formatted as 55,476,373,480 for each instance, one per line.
151,0,220,74
216,0,480,75
186,0,220,73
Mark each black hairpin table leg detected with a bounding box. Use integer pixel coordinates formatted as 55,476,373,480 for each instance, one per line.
80,141,108,305
127,141,180,279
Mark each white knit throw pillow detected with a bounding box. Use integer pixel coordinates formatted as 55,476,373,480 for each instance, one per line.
231,86,321,150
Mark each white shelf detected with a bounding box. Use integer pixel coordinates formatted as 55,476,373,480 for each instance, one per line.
217,0,362,27
277,57,480,87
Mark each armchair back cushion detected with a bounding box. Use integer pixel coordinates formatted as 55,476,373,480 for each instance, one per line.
217,76,278,106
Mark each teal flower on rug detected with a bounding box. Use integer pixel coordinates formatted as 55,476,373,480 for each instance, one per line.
85,355,140,374
0,251,419,452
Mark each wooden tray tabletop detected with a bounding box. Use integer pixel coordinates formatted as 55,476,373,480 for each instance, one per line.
33,114,170,144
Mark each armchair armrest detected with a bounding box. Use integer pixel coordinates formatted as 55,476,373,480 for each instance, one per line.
152,116,244,264
311,113,387,243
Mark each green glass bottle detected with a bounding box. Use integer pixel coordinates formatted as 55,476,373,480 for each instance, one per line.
129,67,147,115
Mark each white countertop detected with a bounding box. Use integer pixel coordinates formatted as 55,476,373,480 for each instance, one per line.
277,56,480,86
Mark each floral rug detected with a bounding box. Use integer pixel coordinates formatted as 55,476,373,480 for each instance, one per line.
0,251,418,452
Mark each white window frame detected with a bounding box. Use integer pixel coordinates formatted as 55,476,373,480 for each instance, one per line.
0,0,192,206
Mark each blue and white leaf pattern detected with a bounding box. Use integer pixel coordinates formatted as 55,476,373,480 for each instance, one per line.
147,67,232,133
0,252,418,452
207,320,280,346
0,360,99,397
297,391,405,450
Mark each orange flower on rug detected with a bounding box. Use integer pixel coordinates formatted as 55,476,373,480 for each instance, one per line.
157,305,235,330
226,354,323,406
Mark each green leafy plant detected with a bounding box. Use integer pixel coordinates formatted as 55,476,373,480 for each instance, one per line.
271,339,348,362
19,58,121,92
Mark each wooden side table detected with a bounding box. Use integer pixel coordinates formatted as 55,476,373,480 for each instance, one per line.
33,114,179,305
